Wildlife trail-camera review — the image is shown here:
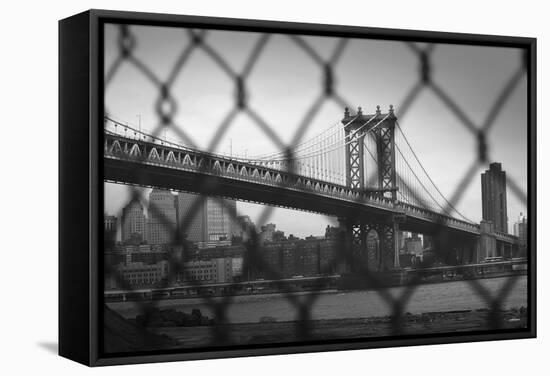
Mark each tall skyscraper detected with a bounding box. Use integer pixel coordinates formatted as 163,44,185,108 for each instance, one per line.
177,192,237,247
481,162,508,233
148,189,177,245
177,192,206,243
104,214,118,247
206,198,237,243
121,199,147,244
513,212,528,246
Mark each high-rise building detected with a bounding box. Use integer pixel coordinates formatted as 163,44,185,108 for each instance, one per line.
104,214,118,247
513,212,528,246
259,223,277,243
235,215,256,242
104,214,117,232
177,193,237,247
206,197,237,244
481,162,508,233
115,260,170,287
177,192,205,243
148,189,177,245
121,199,147,244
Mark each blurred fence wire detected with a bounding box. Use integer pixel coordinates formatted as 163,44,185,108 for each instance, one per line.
103,23,528,352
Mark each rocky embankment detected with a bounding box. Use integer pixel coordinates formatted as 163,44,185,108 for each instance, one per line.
104,305,529,352
152,307,529,348
103,305,178,353
135,308,214,328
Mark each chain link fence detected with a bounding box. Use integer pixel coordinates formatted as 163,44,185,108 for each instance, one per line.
102,22,529,354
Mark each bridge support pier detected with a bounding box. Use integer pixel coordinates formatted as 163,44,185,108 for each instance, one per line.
479,220,497,262
340,216,399,273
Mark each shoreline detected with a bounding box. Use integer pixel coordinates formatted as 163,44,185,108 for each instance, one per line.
106,275,528,325
105,271,527,303
148,307,528,349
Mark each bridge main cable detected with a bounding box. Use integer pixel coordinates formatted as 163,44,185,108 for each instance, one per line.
394,120,474,223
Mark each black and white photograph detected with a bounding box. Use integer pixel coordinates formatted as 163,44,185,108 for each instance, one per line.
2,0,547,374
101,19,531,355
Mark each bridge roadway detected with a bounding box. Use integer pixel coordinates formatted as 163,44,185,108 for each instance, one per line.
103,131,517,244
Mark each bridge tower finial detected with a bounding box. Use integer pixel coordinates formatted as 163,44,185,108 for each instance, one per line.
344,107,350,117
357,106,363,116
376,105,381,115
389,104,394,115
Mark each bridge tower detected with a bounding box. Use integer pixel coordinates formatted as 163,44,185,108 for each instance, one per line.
341,106,399,272
341,105,397,198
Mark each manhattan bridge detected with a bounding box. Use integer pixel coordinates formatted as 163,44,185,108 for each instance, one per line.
104,105,519,273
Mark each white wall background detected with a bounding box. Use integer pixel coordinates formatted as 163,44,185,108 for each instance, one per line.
0,0,547,374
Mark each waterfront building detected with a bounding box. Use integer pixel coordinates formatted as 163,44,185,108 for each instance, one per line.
319,239,340,274
118,244,154,264
115,260,170,287
281,241,300,277
130,249,168,265
302,240,321,276
262,238,342,279
231,257,244,280
481,162,508,233
121,198,147,244
197,245,246,260
122,244,153,253
177,257,236,284
148,189,177,245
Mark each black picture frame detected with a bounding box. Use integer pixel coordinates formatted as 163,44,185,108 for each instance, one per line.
59,9,537,367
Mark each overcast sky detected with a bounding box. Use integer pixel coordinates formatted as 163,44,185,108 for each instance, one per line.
104,23,528,236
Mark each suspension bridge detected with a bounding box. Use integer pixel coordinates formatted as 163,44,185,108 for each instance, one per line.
103,106,519,272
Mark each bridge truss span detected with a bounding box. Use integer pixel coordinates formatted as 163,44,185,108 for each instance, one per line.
103,131,397,211
104,126,481,236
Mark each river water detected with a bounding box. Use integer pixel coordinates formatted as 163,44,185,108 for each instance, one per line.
107,276,527,324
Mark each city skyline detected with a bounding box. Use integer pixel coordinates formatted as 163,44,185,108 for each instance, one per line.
105,159,527,239
105,185,336,242
104,24,528,235
105,179,528,246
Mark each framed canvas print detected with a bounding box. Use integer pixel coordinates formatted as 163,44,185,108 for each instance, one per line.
59,9,536,366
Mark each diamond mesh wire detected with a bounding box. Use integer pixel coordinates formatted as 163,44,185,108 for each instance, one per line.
102,22,529,352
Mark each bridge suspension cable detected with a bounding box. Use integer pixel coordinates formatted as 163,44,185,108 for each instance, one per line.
393,120,474,223
248,114,362,161
249,120,345,160
237,114,389,184
264,114,388,161
105,113,473,224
